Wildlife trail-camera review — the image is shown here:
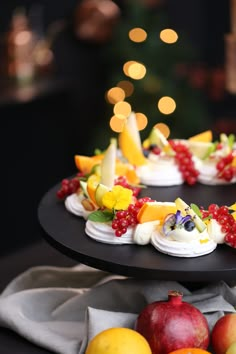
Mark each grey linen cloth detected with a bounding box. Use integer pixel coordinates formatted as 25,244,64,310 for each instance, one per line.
0,264,235,354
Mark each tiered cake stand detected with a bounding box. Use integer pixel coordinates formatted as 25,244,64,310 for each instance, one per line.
38,181,236,282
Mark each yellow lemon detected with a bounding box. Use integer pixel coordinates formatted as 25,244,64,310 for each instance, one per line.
85,327,152,354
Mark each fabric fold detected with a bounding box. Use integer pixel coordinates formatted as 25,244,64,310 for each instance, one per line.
0,264,235,354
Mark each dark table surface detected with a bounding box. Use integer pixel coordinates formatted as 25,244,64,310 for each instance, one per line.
38,180,236,283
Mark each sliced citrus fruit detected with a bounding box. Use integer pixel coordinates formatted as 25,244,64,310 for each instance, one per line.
137,201,177,224
232,156,236,167
95,183,110,207
168,348,211,354
74,154,103,174
125,168,140,184
87,174,101,205
188,130,213,142
118,126,147,166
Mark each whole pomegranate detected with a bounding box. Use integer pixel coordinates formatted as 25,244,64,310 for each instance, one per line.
135,290,210,354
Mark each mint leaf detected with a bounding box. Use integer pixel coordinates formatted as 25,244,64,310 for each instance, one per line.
190,203,202,218
88,210,114,222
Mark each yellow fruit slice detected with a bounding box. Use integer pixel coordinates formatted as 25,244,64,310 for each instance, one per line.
137,201,177,224
188,130,213,142
74,155,103,174
85,327,152,354
95,183,110,207
118,126,147,166
87,174,101,205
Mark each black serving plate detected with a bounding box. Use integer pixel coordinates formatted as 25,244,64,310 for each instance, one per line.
38,181,236,282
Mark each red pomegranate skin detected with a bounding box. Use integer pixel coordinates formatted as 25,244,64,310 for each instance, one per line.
135,291,210,354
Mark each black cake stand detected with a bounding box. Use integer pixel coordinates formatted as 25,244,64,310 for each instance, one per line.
38,181,236,282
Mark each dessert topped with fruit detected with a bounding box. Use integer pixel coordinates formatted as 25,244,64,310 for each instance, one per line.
84,181,236,254
186,131,236,185
118,113,200,186
56,140,142,219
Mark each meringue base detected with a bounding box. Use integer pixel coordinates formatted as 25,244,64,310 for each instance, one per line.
151,230,217,257
85,220,134,244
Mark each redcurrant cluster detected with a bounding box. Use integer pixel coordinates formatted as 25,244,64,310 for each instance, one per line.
169,140,199,185
56,173,83,199
201,204,236,248
114,175,141,197
216,152,236,182
111,197,154,237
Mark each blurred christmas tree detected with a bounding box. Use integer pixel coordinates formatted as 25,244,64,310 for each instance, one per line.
103,0,210,139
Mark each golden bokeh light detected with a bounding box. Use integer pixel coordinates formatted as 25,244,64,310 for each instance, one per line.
160,29,178,44
123,61,136,76
110,115,126,132
106,87,125,104
157,96,176,114
135,112,148,130
15,31,32,45
114,101,132,117
154,122,170,138
128,62,146,80
129,27,147,42
117,80,134,97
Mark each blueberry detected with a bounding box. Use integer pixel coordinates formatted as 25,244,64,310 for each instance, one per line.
184,220,195,231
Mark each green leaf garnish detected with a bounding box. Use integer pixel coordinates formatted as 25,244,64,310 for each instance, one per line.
190,203,203,219
88,210,114,222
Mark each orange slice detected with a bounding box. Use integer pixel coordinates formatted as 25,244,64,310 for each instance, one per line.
168,349,211,354
74,154,103,174
137,201,177,224
188,130,213,142
232,156,236,167
118,126,147,166
115,162,140,184
87,174,101,205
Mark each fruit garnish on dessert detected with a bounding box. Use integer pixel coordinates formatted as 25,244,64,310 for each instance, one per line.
192,132,236,184
56,138,142,199
187,130,214,159
200,203,236,248
138,125,200,186
118,112,147,166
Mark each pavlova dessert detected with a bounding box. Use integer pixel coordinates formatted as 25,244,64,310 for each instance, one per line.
84,178,236,254
56,140,142,219
118,112,200,186
187,131,236,185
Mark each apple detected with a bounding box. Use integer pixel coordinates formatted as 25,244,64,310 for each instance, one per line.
226,342,236,354
211,313,236,354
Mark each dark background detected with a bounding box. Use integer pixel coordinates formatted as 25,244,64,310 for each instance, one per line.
2,0,234,256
